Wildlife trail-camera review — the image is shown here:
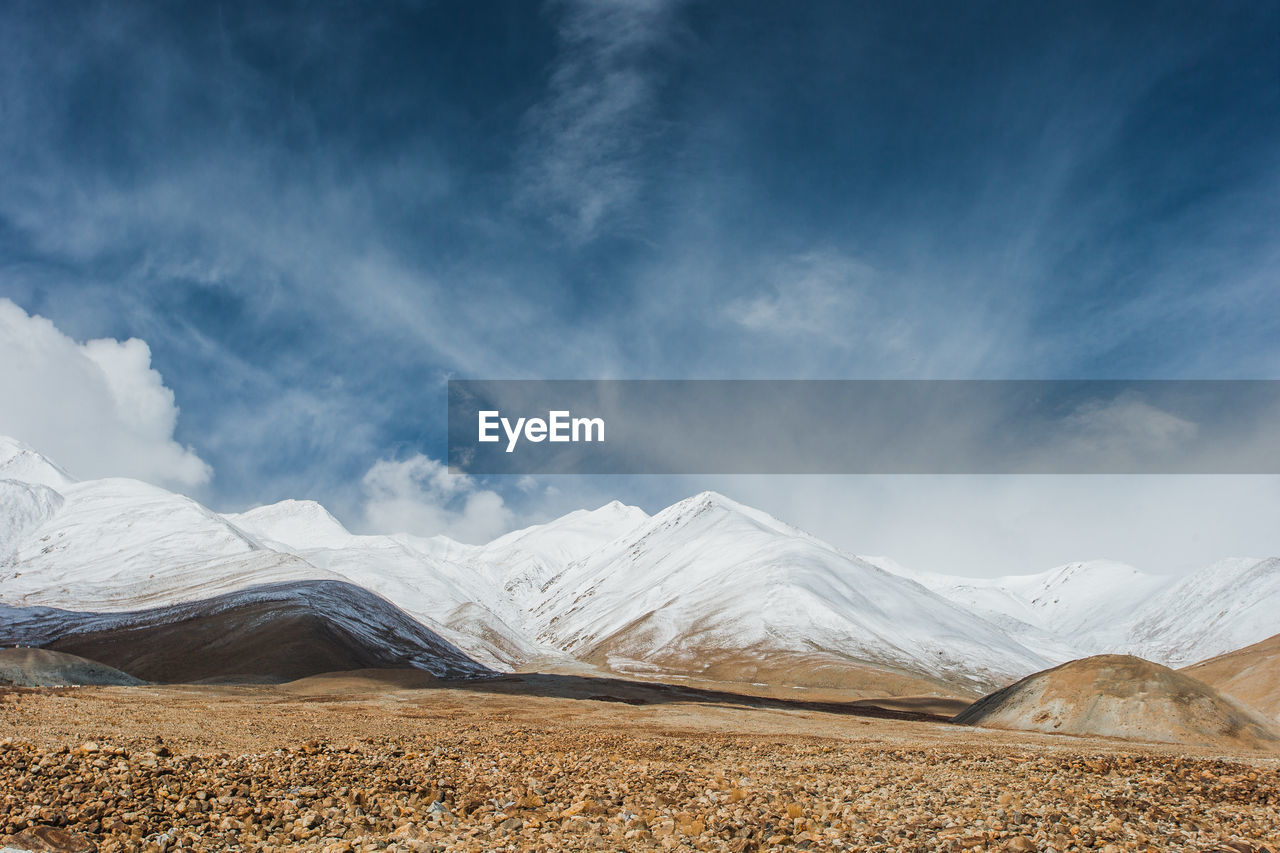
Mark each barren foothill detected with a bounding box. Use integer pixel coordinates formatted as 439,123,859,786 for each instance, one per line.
2,673,1278,853
954,655,1280,752
1184,633,1280,723
0,649,142,689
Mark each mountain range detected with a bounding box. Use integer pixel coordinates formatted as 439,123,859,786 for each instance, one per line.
2,435,1278,701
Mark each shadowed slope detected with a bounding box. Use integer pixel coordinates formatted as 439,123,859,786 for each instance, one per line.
955,654,1280,751
0,580,489,684
276,668,961,723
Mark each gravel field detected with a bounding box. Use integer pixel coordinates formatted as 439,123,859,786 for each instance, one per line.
1,678,1278,853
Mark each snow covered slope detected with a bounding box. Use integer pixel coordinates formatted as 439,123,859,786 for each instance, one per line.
2,476,266,607
467,501,650,622
884,560,1169,662
873,554,1280,669
0,480,63,567
0,444,647,673
0,435,74,488
530,492,1052,693
1122,558,1280,667
993,560,1169,643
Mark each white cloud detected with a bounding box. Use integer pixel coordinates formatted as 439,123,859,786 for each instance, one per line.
0,298,210,487
361,453,513,544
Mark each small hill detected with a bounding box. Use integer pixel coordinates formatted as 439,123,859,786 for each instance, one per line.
1182,632,1280,723
954,654,1280,751
280,668,444,695
0,647,143,687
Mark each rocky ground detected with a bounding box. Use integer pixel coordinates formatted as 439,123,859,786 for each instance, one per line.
1,676,1278,853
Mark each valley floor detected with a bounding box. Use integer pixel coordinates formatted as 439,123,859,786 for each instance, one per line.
1,674,1277,853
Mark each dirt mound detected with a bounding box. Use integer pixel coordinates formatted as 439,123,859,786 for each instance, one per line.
280,668,444,695
0,581,488,684
954,654,1280,751
0,647,144,687
1182,632,1280,723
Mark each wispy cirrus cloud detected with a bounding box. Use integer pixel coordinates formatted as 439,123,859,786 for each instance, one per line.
516,0,684,242
724,251,880,342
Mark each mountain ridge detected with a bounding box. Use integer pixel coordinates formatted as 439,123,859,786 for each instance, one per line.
3,437,1278,692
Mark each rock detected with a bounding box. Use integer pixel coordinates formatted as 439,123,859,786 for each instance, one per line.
2,825,97,852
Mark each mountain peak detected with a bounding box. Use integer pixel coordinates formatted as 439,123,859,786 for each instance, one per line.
1039,559,1152,588
0,436,75,488
666,490,764,518
590,499,648,520
685,489,740,508
224,499,352,549
660,490,811,540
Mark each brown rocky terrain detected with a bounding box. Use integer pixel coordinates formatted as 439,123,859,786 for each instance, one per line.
954,655,1280,752
577,645,982,700
1183,633,1280,724
2,672,1279,853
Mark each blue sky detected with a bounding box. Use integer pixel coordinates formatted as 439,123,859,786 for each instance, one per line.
1,1,1278,574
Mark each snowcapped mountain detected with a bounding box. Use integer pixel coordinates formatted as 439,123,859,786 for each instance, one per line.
874,554,1280,669
878,559,1168,662
529,491,1051,693
3,435,1279,692
222,497,650,669
989,560,1168,642
0,449,526,670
